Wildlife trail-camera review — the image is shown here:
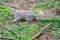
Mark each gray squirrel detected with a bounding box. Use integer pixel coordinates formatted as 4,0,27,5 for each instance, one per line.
9,8,55,22
10,8,36,22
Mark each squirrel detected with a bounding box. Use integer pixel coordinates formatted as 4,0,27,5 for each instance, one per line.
9,8,55,22
10,8,35,22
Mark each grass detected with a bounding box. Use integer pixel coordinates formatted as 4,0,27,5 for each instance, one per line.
31,1,60,10
0,22,40,40
38,16,60,39
0,5,40,40
0,5,12,22
0,0,11,2
0,1,60,40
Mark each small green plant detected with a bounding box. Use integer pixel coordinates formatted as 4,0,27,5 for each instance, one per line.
32,10,39,14
0,0,11,2
38,16,60,40
0,5,12,22
0,22,40,40
31,1,60,9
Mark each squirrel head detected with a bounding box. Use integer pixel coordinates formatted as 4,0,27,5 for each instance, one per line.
9,8,15,15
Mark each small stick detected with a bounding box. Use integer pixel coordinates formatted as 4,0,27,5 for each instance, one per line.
32,23,52,40
4,27,17,35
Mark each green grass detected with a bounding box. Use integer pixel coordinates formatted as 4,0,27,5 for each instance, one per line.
0,5,12,22
31,1,60,9
38,16,60,40
0,0,11,2
31,10,39,14
0,5,40,40
0,22,40,40
0,4,60,40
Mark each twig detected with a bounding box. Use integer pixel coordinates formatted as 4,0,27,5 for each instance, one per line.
32,23,52,40
0,36,16,40
4,27,17,35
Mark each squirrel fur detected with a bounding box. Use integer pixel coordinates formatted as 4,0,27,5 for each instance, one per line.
9,8,55,22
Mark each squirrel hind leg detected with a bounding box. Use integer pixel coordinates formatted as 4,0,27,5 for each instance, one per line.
25,19,33,22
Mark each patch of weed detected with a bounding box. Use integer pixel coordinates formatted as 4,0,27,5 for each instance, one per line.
0,5,12,22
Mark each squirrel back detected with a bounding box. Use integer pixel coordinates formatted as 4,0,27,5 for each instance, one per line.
10,8,35,22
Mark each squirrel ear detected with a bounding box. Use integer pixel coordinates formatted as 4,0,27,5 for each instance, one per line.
12,8,15,11
9,8,15,14
10,8,15,11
